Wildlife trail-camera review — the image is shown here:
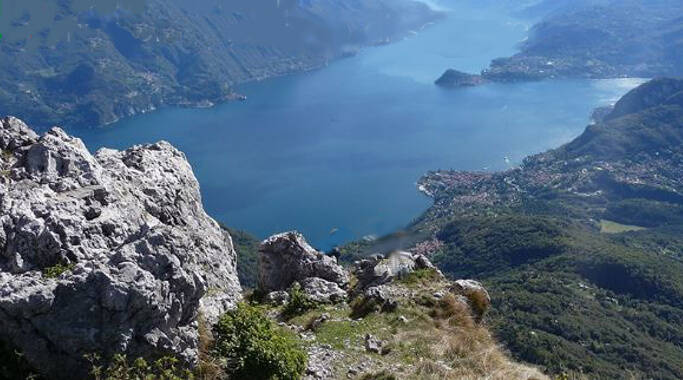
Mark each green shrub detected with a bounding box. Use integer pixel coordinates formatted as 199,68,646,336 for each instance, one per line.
212,303,307,380
87,354,192,380
42,262,75,278
398,268,440,286
282,282,316,318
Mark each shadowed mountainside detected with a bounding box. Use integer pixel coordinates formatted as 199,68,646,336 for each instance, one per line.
0,0,439,129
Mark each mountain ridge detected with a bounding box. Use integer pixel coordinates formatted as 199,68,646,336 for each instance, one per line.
0,0,440,130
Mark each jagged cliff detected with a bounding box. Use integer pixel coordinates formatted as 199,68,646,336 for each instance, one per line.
0,117,241,378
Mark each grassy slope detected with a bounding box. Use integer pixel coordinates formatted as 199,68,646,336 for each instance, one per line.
259,269,547,380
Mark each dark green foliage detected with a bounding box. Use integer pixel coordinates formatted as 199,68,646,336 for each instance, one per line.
353,80,683,378
222,227,261,289
0,340,40,380
604,198,683,228
87,354,193,380
282,283,316,319
432,219,683,379
486,3,683,80
349,296,382,319
0,0,438,129
434,215,568,277
561,104,683,161
42,261,75,279
212,303,307,380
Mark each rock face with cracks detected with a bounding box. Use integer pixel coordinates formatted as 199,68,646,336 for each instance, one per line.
0,116,241,379
259,231,349,292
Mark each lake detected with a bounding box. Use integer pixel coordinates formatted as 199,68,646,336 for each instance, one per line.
72,1,644,250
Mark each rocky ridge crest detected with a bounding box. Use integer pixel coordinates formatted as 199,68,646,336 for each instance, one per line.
0,117,241,378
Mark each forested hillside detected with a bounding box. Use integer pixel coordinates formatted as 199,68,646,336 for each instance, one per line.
0,0,438,129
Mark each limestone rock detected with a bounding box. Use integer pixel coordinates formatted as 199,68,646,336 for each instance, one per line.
353,251,442,290
300,277,347,304
364,286,398,312
265,290,291,306
451,279,491,322
259,231,348,292
0,117,241,379
364,334,383,354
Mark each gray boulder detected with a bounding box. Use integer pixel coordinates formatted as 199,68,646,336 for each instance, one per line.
265,290,291,306
300,277,347,304
364,334,384,354
259,231,348,292
353,251,442,290
451,279,491,322
0,117,241,378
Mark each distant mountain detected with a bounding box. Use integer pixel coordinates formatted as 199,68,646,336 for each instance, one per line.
488,0,683,81
350,78,683,379
0,0,439,129
438,0,683,85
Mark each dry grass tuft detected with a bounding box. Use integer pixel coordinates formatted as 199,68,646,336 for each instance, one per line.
431,294,475,329
388,293,548,380
195,315,224,380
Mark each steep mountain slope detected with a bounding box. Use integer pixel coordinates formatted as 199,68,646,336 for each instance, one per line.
486,0,683,81
438,0,683,85
350,78,683,379
0,0,439,129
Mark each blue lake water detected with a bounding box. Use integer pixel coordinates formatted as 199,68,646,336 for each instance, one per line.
72,2,645,249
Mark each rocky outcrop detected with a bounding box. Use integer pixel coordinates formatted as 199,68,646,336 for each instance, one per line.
0,117,241,379
353,251,443,290
259,231,349,293
300,277,347,304
435,69,488,88
451,280,491,322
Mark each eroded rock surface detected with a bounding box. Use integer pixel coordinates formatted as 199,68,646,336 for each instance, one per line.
0,116,241,379
353,251,444,290
259,231,349,292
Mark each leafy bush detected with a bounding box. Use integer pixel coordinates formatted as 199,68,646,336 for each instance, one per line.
282,282,316,318
42,261,75,278
87,354,192,380
212,303,307,380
